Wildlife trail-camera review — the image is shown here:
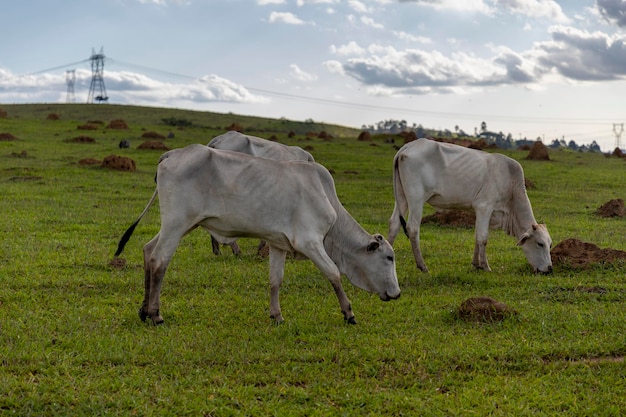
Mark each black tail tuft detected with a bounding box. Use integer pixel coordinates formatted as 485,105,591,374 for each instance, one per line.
115,219,140,257
400,215,408,238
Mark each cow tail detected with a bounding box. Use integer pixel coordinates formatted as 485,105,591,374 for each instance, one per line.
392,153,410,238
114,188,158,257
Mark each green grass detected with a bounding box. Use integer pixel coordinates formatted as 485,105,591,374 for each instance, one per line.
1,104,626,415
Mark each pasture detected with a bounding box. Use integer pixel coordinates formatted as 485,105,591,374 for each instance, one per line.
1,104,625,415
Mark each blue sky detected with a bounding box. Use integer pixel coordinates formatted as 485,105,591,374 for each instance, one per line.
1,0,626,150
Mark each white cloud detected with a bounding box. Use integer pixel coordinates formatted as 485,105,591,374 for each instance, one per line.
495,0,570,23
257,0,286,4
268,11,305,24
323,60,345,75
393,30,432,44
330,41,366,56
289,64,318,81
360,16,384,29
596,0,626,27
348,0,372,13
398,0,495,15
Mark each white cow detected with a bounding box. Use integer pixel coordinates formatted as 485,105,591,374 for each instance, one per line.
115,144,401,325
208,131,314,162
207,131,314,255
388,138,553,273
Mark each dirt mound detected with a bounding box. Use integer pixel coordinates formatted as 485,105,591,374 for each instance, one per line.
400,131,418,144
357,131,371,141
0,133,18,141
107,119,129,129
526,141,550,160
11,151,28,158
226,123,243,132
551,238,626,269
108,258,127,269
613,147,623,158
596,199,625,218
65,136,95,143
422,210,475,228
101,155,136,171
0,109,7,118
457,297,518,323
77,123,98,130
137,141,170,150
141,131,166,139
46,113,60,120
79,158,101,166
318,131,332,140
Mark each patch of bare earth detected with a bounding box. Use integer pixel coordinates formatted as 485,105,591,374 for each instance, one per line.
107,119,129,129
137,141,170,150
550,238,626,269
65,136,96,143
0,133,18,141
457,296,518,323
422,210,475,228
101,155,136,171
596,199,625,218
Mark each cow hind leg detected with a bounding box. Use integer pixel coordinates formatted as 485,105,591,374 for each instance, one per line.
142,227,186,325
406,206,428,272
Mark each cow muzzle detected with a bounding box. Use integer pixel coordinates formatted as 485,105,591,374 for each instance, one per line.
534,265,553,275
379,290,401,301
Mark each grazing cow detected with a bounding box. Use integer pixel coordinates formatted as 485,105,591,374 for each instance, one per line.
115,144,400,325
207,131,315,255
388,138,552,273
208,130,314,162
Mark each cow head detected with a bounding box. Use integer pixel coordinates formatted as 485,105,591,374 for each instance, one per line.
517,223,553,274
346,234,401,301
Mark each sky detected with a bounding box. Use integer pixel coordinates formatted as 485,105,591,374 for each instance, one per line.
1,0,626,151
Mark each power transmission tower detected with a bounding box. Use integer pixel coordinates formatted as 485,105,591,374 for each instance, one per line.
87,47,108,103
613,123,624,149
65,69,76,103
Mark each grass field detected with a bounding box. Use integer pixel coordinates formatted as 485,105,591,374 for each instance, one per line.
1,104,625,415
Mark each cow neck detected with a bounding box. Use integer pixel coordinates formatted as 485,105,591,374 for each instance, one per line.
504,186,537,238
323,206,369,277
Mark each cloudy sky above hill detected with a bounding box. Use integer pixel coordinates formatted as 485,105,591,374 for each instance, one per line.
1,0,626,150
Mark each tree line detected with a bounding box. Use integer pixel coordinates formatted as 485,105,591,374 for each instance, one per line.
362,119,602,152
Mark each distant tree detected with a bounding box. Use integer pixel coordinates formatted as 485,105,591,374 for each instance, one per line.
589,141,601,152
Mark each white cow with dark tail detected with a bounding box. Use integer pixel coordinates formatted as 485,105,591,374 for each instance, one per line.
115,144,400,325
388,138,552,273
207,131,315,256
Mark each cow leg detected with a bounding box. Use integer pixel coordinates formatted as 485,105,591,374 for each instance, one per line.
141,234,159,322
472,209,492,271
268,246,287,324
210,235,221,256
406,206,428,272
305,244,356,324
142,227,186,325
387,202,404,245
229,241,242,256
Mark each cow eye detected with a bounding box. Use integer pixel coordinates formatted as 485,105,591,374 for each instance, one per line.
387,256,394,262
538,243,544,248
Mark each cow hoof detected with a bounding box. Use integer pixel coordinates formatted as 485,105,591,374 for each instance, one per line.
152,316,164,326
346,316,357,325
138,308,148,322
270,314,284,325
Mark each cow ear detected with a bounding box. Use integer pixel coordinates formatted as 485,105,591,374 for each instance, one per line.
517,233,530,246
367,241,380,252
375,234,384,242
